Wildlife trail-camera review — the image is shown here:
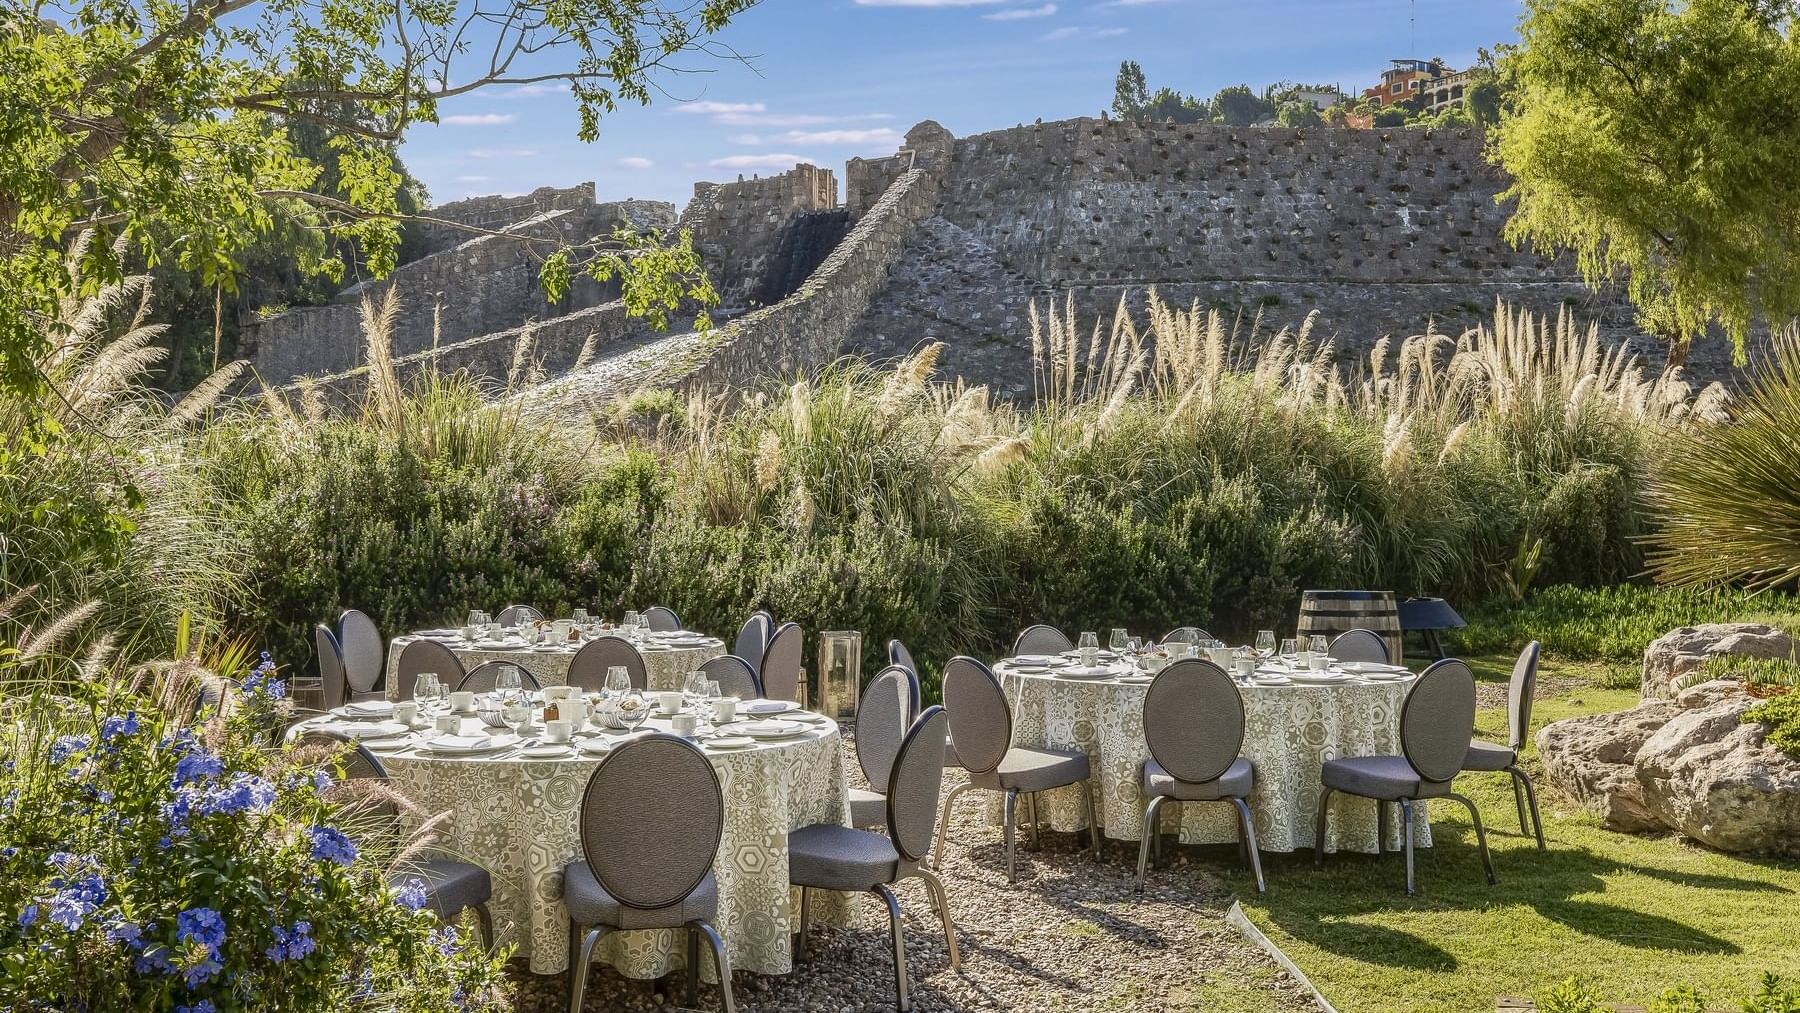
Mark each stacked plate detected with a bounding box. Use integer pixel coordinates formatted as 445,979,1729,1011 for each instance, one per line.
1055,665,1116,680
315,719,410,740
417,732,517,755
740,699,796,716
332,701,395,720
728,719,809,740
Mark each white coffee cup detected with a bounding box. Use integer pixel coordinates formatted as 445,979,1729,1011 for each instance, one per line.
434,713,460,735
561,697,588,726
553,619,574,640
460,626,478,640
670,713,698,738
1310,653,1331,671
394,701,419,726
711,697,739,724
544,719,574,743
544,685,575,702
450,691,476,714
656,691,684,715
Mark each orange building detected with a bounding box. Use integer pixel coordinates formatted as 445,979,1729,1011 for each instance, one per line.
1361,58,1447,109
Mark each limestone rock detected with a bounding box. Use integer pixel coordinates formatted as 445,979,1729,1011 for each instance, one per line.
1641,623,1795,699
1536,700,1681,833
1636,681,1800,856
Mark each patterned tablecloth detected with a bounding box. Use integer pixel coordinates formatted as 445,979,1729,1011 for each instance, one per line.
297,712,850,977
383,632,726,701
991,658,1431,853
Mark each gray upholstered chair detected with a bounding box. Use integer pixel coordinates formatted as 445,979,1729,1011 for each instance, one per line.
1012,624,1073,656
788,707,957,1013
293,730,494,945
564,735,735,1013
395,639,465,699
337,609,385,700
496,604,543,627
734,611,772,674
890,638,956,767
457,660,540,694
1136,659,1264,893
1162,627,1214,646
315,624,348,710
644,606,683,632
1462,641,1545,849
1329,628,1390,665
759,622,804,703
1315,658,1495,895
935,656,1100,881
850,665,919,829
566,637,647,692
887,639,917,679
697,655,761,701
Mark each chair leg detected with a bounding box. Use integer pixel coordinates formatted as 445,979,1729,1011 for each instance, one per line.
1401,798,1416,896
1509,766,1547,850
1003,787,1020,884
695,919,737,1013
916,867,961,969
1511,773,1529,835
1136,795,1168,891
795,885,811,960
1313,787,1334,868
931,781,971,871
686,926,700,1007
1231,797,1267,894
1025,792,1041,850
569,924,605,1013
874,884,911,1013
1083,779,1102,859
1447,791,1498,885
473,902,494,950
1377,800,1390,855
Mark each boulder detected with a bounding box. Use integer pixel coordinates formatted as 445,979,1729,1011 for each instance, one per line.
1636,680,1800,856
1641,623,1795,699
1536,699,1682,833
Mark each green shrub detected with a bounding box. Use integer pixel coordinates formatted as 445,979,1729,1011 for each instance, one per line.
1455,584,1800,663
1744,693,1800,759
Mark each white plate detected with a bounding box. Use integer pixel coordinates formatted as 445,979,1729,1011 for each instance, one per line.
1362,671,1414,681
740,700,796,716
363,736,415,751
1288,672,1349,685
1116,674,1153,684
521,744,574,758
314,720,410,740
1009,665,1051,675
418,733,517,755
1056,666,1116,680
662,636,712,647
1340,662,1408,675
332,701,395,719
1011,654,1062,666
705,736,756,750
577,737,617,755
735,720,807,739
1250,675,1293,686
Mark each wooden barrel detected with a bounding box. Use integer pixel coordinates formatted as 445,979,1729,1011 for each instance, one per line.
1297,590,1403,666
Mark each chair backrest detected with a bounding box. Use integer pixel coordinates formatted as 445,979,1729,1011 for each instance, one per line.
1143,659,1246,785
698,655,761,701
1401,658,1478,784
886,706,950,864
496,605,542,627
643,606,682,632
457,661,540,694
315,625,348,710
856,666,913,791
395,639,465,698
759,622,803,702
578,734,723,912
1162,627,1213,646
1508,641,1541,750
940,656,1010,775
1329,628,1390,665
888,639,916,675
567,637,646,692
735,612,772,673
290,729,388,781
1012,624,1072,656
337,609,385,695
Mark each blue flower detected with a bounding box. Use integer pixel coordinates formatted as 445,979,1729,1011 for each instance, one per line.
176,907,227,952
104,919,142,946
307,826,357,867
43,872,107,931
17,904,38,928
173,749,224,787
100,712,140,742
176,1002,216,1013
265,919,316,962
313,769,332,792
49,735,90,764
393,877,429,911
196,773,275,817
0,846,16,861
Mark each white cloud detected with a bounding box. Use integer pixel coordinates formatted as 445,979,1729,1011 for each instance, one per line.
466,147,538,159
708,153,820,170
983,2,1056,17
616,156,654,170
729,133,763,145
1099,0,1175,5
509,81,570,97
781,127,903,146
1041,24,1126,40
454,175,491,183
855,0,1003,5
441,113,515,126
675,100,767,115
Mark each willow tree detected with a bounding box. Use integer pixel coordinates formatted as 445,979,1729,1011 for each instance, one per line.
1491,0,1800,362
0,0,753,399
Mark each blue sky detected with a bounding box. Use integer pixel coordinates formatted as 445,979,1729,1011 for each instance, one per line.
399,0,1525,209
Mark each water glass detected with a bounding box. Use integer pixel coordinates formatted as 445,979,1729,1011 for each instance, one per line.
1077,631,1099,667
1255,630,1276,658
1309,635,1330,658
1280,638,1298,658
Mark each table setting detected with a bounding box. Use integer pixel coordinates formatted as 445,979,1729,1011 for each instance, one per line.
383,609,726,700
990,628,1431,853
294,664,851,978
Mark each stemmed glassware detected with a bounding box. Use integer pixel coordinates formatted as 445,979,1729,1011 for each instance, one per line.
496,665,522,702
1108,628,1129,654
621,612,641,642
1255,630,1276,659
1280,638,1298,665
604,665,631,700
618,690,650,732
413,673,439,713
572,608,589,625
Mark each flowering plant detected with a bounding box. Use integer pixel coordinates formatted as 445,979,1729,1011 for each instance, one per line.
0,623,510,1011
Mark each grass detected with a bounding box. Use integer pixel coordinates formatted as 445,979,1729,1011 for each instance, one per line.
1228,651,1800,1012
1453,585,1800,665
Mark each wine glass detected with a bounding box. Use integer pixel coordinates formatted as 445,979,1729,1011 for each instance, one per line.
1280,638,1298,663
1255,630,1276,659
618,690,650,732
496,665,522,701
604,665,632,700
622,612,641,641
572,607,589,625
684,671,709,708
1108,628,1129,654
413,673,438,713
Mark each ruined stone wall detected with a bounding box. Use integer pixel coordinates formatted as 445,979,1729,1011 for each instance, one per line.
845,153,908,220
687,163,840,309
419,184,597,253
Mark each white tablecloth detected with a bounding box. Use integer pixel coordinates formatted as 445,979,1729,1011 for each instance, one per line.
298,713,849,977
992,659,1431,853
384,633,725,700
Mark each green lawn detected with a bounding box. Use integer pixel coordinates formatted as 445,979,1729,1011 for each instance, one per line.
1223,653,1800,1012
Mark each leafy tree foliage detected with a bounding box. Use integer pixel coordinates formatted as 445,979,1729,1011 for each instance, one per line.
1210,84,1275,126
1492,0,1800,359
1112,60,1150,119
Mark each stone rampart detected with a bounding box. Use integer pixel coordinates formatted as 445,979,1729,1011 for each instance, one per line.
419,184,596,253
687,163,839,308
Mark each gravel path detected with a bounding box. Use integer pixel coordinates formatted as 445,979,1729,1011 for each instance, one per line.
513,770,1320,1013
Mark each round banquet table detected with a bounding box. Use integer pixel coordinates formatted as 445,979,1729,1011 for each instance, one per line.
990,656,1432,853
295,711,850,977
383,631,726,701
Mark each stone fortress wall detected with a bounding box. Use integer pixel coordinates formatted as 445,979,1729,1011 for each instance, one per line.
418,184,598,253
683,163,840,308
